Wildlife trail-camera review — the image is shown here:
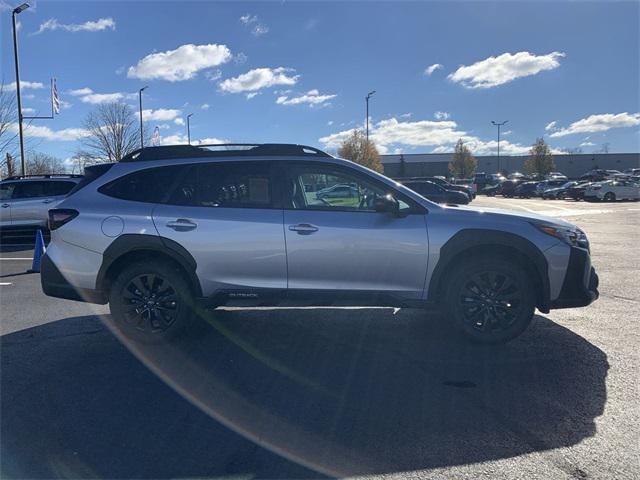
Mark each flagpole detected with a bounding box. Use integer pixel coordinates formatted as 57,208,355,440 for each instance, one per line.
23,77,57,120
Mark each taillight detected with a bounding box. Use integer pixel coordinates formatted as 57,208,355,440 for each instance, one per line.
48,209,78,230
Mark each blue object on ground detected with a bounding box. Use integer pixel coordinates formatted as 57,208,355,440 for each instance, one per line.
28,230,46,273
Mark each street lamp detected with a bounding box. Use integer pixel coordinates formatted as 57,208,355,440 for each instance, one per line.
12,2,30,176
186,113,193,145
138,86,148,149
491,120,509,173
365,90,376,144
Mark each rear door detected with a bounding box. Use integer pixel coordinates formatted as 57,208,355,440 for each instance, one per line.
281,162,428,299
0,182,16,226
152,161,287,297
9,181,51,227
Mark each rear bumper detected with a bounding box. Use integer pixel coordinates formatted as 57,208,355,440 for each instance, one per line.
41,253,107,304
550,247,599,309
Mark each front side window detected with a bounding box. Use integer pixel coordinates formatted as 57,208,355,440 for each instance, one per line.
287,165,412,213
168,161,273,208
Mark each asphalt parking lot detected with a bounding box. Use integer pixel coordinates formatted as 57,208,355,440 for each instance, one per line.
1,197,638,479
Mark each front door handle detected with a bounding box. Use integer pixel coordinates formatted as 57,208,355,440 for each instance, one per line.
166,218,198,231
288,223,319,235
42,198,54,204
1,204,9,208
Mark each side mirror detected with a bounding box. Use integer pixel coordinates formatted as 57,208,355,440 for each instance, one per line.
374,194,400,216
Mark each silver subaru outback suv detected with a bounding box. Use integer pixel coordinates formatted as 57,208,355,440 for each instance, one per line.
40,144,599,344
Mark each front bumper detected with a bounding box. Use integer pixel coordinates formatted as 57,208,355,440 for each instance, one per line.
41,253,107,304
550,246,599,309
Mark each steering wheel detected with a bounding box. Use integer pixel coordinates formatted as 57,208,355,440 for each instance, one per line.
318,196,333,206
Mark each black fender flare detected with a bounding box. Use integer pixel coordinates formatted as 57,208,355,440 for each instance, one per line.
427,229,550,312
96,234,202,297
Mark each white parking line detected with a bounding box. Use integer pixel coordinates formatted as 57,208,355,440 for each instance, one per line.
0,258,32,261
0,282,13,286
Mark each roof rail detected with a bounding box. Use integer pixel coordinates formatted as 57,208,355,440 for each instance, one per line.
120,143,332,162
2,174,84,181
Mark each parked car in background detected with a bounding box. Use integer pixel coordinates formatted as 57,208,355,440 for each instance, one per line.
584,180,640,202
624,168,640,176
508,172,527,180
402,180,470,204
513,181,540,198
316,183,358,199
40,143,599,345
420,176,475,200
566,182,593,201
547,172,568,181
579,169,610,182
0,175,82,231
541,181,579,199
536,179,569,196
499,180,524,198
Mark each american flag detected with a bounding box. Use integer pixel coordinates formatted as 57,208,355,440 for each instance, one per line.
52,78,60,114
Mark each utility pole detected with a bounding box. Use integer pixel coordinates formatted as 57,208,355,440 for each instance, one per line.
491,120,508,173
138,86,148,149
365,90,376,144
186,113,193,145
12,3,30,175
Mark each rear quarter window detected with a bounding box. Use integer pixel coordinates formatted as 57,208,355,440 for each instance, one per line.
99,165,188,203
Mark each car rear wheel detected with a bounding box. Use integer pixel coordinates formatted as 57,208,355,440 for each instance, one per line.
603,192,616,202
109,261,195,343
445,257,536,343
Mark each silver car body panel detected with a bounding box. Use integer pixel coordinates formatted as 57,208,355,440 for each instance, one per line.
51,154,582,304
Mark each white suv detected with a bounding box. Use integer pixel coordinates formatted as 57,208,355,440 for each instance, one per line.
584,180,640,202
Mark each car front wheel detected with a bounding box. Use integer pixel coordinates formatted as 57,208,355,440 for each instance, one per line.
603,192,616,202
445,257,536,343
109,260,195,343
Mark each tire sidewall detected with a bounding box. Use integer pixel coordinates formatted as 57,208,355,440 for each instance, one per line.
445,258,536,344
109,261,195,343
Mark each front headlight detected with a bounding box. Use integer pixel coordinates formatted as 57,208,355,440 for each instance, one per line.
533,223,590,250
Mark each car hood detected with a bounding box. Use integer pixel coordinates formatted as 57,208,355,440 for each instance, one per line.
442,204,575,228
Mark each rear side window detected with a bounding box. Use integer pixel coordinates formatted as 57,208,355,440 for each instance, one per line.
168,161,273,208
12,181,48,199
99,165,188,203
46,181,77,196
0,183,16,200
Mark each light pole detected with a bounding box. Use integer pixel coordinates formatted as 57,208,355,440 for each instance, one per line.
12,3,30,176
491,120,508,173
138,86,148,149
365,90,375,144
186,113,193,145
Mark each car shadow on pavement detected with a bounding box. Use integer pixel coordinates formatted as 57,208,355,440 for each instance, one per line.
1,309,608,478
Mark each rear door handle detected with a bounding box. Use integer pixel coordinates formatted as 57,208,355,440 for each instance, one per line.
288,223,319,234
166,218,198,231
1,204,9,208
42,199,54,204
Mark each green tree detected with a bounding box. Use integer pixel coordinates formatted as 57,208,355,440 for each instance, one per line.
448,139,477,178
337,129,383,173
524,137,556,178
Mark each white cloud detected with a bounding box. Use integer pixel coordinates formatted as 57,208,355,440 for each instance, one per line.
68,87,135,104
550,112,640,137
174,118,185,126
545,121,557,131
327,120,334,126
239,14,268,36
34,17,115,35
399,113,412,119
448,51,565,88
424,63,443,76
502,130,512,136
9,123,89,141
22,107,35,114
276,89,336,106
142,108,182,122
160,133,226,146
246,92,260,100
580,141,596,147
200,103,210,110
127,44,232,82
205,69,223,81
219,67,299,94
434,111,450,120
319,116,532,156
4,81,45,92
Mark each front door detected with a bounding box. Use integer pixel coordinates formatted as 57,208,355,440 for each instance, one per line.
0,182,16,227
282,163,429,300
9,181,53,227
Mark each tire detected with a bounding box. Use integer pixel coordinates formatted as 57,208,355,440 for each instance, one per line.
603,192,616,202
444,257,536,344
109,260,195,343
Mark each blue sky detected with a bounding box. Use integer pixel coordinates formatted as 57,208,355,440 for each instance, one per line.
1,0,639,164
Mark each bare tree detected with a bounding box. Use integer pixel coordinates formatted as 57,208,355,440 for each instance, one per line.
26,152,66,175
448,139,477,178
0,83,19,176
598,142,610,154
337,129,383,173
78,102,142,162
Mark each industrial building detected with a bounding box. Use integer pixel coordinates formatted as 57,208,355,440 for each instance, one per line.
381,152,640,179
